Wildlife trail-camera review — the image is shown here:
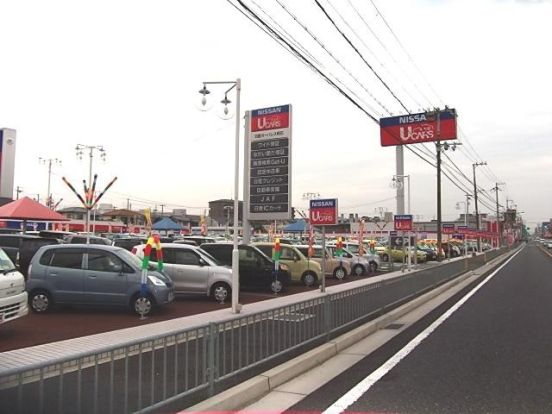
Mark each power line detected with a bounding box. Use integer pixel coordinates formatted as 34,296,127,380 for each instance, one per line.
343,0,432,109
229,0,501,213
313,0,411,113
367,0,445,106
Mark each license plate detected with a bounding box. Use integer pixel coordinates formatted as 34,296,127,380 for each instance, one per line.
168,291,175,302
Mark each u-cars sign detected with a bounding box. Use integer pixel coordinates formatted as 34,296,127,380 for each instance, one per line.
247,104,292,221
380,109,457,147
309,198,338,226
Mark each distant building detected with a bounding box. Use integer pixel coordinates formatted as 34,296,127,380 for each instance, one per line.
209,199,243,226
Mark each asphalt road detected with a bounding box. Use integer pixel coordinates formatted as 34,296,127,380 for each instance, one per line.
289,243,552,414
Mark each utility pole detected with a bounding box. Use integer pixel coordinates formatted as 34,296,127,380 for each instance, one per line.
160,204,165,215
472,161,487,252
491,182,505,247
431,107,460,262
16,186,22,200
39,157,62,209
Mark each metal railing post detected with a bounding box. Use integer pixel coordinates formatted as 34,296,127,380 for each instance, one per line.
323,295,332,341
208,323,217,397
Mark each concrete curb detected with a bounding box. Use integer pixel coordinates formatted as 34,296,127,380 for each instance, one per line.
183,249,517,413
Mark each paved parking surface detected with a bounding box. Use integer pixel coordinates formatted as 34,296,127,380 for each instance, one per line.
0,272,383,352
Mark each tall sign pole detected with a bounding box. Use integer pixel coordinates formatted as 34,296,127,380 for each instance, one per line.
309,198,338,293
396,146,405,215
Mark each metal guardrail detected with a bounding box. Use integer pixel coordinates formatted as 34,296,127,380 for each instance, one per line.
0,248,509,413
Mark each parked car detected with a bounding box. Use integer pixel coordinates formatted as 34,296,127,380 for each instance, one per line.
326,245,370,276
26,244,174,315
0,248,28,324
417,245,438,261
177,236,217,246
17,236,61,277
252,242,322,286
132,243,233,302
295,245,351,280
200,242,292,293
380,247,427,263
0,234,60,277
0,234,26,264
329,241,381,272
64,234,112,245
112,237,148,252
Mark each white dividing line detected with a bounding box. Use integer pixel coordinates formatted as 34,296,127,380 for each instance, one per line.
323,247,524,414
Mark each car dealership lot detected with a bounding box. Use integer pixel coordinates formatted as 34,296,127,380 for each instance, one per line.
0,271,384,352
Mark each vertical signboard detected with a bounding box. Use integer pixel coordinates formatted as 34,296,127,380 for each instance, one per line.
309,199,338,226
394,214,413,231
246,105,292,221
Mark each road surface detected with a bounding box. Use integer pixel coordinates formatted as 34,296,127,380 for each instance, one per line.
289,243,552,413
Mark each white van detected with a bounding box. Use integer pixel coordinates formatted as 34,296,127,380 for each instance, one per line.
0,248,28,324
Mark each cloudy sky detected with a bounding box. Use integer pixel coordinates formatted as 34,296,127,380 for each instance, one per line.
0,0,550,228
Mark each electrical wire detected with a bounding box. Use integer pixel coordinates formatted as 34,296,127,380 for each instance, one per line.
230,0,501,214
313,0,411,113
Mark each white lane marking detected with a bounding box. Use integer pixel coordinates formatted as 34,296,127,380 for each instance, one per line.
323,247,524,414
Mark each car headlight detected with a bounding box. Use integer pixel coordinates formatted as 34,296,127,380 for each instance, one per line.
148,275,166,287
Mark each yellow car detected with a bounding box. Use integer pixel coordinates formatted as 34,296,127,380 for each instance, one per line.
253,242,323,286
380,247,427,263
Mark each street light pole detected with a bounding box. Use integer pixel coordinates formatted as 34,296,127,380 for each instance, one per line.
199,79,242,314
472,161,487,252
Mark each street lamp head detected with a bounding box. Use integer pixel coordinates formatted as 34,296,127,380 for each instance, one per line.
217,94,234,120
197,84,213,111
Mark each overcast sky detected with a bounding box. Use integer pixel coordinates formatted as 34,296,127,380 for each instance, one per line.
0,0,550,228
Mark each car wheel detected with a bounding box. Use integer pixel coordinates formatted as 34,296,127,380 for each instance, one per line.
333,266,347,280
270,279,283,294
352,264,364,276
30,290,52,313
382,253,389,262
132,294,154,316
301,272,318,287
369,261,378,272
211,282,231,303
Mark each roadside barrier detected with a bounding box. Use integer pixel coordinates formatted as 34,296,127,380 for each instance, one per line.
0,248,509,414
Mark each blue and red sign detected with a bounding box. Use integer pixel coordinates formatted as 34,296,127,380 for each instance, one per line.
309,198,338,226
394,214,413,231
442,223,455,234
380,109,457,147
251,105,290,132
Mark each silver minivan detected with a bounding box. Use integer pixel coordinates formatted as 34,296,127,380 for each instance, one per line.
26,244,175,315
132,243,233,302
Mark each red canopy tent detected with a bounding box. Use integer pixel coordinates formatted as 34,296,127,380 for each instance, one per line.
0,197,69,232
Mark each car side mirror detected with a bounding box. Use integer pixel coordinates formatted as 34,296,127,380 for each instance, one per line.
199,258,207,267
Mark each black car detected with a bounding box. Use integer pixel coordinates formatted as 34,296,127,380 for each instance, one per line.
0,234,60,277
200,243,291,293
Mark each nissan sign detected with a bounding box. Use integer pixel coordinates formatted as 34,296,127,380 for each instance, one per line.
380,109,457,147
309,198,338,226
